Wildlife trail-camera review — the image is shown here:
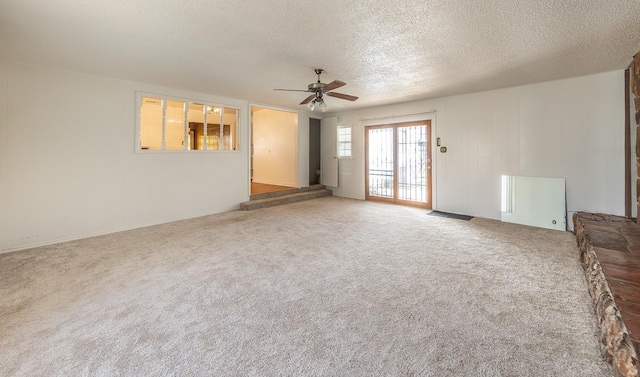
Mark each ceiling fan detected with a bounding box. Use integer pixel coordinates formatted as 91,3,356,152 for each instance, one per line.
274,69,358,112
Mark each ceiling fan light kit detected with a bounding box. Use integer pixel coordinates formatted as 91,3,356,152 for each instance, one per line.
307,98,328,112
274,68,358,112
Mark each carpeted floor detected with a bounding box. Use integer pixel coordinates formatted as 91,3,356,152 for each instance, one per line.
0,197,611,376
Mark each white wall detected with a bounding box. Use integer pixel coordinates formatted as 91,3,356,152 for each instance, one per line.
252,108,298,187
0,61,251,252
329,71,626,226
0,62,626,252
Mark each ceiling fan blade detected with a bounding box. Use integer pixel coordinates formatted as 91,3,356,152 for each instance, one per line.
327,92,358,101
274,89,310,92
322,80,346,92
300,95,315,105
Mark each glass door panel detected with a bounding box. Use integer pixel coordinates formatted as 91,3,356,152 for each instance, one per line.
397,125,427,203
367,127,395,199
365,120,431,208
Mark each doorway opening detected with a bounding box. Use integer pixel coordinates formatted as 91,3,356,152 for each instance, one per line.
250,106,299,195
309,118,321,185
365,120,432,208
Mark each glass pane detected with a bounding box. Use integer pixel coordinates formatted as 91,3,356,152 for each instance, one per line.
338,126,351,157
339,145,351,157
338,127,351,141
203,106,221,150
140,96,162,150
165,100,185,150
397,125,427,203
368,127,394,198
207,123,221,150
223,107,238,150
188,103,205,150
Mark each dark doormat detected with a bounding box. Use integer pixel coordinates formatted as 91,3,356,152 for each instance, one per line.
428,210,474,221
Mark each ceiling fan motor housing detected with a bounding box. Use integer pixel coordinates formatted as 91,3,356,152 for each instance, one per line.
308,82,326,91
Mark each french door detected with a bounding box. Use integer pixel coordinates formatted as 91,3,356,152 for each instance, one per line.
365,120,432,208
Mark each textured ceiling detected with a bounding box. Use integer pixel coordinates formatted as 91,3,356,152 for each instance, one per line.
2,0,640,112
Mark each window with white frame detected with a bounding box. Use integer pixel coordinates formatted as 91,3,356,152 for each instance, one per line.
137,93,239,151
337,125,352,158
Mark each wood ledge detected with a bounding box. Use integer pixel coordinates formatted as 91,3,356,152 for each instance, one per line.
574,212,639,377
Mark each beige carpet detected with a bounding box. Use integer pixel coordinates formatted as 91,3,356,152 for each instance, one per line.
1,197,611,376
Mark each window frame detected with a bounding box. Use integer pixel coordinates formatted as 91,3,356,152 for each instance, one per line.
135,91,240,153
337,125,352,159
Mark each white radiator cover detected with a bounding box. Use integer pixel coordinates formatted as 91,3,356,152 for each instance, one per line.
501,175,566,231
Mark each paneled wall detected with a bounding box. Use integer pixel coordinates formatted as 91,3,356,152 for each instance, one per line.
329,71,626,226
0,61,626,251
0,61,251,252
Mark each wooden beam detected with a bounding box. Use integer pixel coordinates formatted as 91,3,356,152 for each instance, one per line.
626,68,631,218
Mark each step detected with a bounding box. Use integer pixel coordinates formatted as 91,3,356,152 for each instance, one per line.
240,188,332,210
250,184,327,201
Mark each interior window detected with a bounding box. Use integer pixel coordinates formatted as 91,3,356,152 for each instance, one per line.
139,96,163,150
187,103,204,150
165,100,186,150
223,107,238,151
206,106,222,150
138,93,239,152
